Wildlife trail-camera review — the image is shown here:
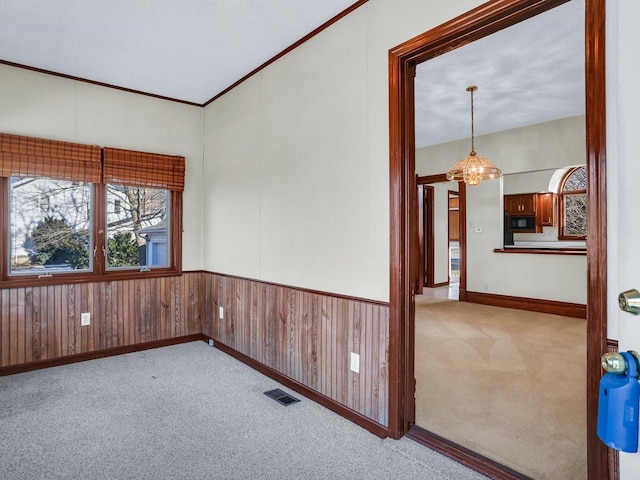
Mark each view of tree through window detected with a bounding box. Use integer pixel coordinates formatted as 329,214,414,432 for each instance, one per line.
1,133,184,284
9,177,92,273
560,166,587,238
106,185,169,269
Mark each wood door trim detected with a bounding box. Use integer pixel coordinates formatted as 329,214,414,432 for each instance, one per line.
388,0,608,479
416,183,426,293
585,0,608,477
416,177,465,291
407,425,532,480
424,186,435,287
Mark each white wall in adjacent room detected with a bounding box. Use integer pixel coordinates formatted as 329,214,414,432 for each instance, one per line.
416,117,587,304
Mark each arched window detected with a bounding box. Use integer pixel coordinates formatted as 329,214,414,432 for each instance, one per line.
559,166,587,240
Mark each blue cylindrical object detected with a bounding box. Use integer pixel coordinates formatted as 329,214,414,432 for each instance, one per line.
597,351,640,453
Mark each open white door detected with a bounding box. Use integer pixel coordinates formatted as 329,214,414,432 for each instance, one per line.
608,1,640,478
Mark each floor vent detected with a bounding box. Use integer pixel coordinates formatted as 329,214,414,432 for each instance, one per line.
264,388,300,406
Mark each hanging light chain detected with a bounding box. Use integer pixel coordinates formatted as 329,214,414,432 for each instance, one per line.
467,85,477,154
446,85,501,186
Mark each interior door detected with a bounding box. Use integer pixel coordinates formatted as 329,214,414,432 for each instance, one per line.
612,3,640,478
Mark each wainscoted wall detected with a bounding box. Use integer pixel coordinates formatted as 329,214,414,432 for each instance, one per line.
0,271,390,431
0,273,202,368
202,272,390,427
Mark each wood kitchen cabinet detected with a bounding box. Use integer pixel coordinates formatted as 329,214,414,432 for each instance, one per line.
504,192,557,228
536,192,556,226
504,193,536,215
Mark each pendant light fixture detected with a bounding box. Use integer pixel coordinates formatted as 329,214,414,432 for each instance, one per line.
446,86,501,186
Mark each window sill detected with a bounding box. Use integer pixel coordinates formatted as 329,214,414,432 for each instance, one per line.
0,268,183,289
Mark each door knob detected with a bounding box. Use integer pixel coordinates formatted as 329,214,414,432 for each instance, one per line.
619,289,640,315
602,350,640,373
602,352,627,373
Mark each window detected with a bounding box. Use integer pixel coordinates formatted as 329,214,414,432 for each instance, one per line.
558,166,587,240
0,133,184,286
10,178,92,274
106,186,169,269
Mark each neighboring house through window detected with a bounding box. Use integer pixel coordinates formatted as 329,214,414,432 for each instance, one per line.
0,132,184,286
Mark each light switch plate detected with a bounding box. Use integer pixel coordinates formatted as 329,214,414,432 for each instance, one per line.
81,312,90,326
219,307,224,319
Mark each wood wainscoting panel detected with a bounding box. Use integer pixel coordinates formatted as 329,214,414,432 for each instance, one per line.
0,272,203,369
202,272,390,427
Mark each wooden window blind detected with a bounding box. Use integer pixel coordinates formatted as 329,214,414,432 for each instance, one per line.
103,147,185,192
0,133,101,183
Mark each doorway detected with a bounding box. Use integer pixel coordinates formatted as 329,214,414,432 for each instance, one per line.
418,175,463,299
388,0,608,479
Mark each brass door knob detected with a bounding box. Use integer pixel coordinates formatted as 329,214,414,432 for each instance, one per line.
619,289,640,315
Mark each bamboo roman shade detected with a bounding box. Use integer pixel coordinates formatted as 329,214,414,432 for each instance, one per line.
103,147,185,191
0,132,101,183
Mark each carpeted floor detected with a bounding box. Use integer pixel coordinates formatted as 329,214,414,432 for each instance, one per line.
0,341,489,480
414,295,587,480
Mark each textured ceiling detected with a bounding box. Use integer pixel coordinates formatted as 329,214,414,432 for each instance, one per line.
0,0,357,104
415,0,584,148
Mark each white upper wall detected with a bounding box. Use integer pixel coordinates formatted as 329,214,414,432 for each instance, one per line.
0,64,204,270
202,0,485,301
416,116,586,177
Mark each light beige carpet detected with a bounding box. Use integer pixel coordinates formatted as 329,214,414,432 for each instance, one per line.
414,296,586,480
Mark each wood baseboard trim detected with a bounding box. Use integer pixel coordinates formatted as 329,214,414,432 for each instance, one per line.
464,291,586,319
406,425,533,480
0,334,206,377
208,337,389,438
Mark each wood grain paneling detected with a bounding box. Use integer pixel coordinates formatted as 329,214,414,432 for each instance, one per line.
0,272,202,369
202,272,389,427
2,271,389,433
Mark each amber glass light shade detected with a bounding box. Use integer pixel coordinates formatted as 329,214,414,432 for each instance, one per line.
446,86,501,186
446,150,502,186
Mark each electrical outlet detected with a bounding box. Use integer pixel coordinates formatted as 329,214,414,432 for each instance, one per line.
350,352,360,373
81,312,90,326
218,307,224,319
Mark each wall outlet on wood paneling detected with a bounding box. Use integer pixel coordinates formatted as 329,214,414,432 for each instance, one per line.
81,312,91,326
350,352,360,373
218,307,224,319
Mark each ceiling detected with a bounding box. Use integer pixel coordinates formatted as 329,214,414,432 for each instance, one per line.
0,1,584,147
0,0,357,104
415,0,585,148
